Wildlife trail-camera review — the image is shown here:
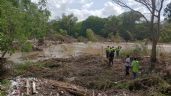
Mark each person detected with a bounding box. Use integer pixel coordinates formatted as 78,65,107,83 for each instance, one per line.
108,46,115,66
131,57,140,79
116,46,122,58
125,55,131,76
105,46,110,59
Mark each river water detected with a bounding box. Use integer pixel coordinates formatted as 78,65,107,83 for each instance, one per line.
6,42,171,63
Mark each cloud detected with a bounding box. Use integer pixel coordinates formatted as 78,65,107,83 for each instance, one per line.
80,0,92,4
66,9,103,21
46,0,74,19
103,1,124,16
32,0,169,21
82,2,94,9
66,1,124,21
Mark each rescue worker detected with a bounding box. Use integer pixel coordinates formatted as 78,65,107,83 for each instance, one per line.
108,46,115,66
124,55,131,76
105,46,110,59
131,57,140,79
116,46,122,58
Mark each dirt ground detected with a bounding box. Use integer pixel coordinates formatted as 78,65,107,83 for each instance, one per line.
24,55,127,88
15,55,170,96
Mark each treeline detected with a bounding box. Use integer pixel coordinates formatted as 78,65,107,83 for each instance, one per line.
49,3,171,42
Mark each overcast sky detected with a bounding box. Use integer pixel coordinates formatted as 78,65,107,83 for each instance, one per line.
32,0,171,21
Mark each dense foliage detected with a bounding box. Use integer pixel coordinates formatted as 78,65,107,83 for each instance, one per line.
0,0,50,57
165,2,171,22
49,11,151,42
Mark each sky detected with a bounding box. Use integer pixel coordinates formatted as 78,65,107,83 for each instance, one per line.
32,0,171,21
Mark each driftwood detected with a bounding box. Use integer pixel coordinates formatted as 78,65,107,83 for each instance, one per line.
48,80,91,96
26,79,30,95
32,81,38,94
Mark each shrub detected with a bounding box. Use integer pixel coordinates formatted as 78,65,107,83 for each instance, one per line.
86,29,97,42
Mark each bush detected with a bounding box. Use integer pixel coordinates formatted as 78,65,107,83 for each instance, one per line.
58,29,67,36
0,79,10,96
21,42,33,52
86,29,97,42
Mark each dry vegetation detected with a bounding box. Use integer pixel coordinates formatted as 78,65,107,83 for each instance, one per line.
4,54,170,96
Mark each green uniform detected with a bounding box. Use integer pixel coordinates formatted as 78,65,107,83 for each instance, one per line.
131,60,139,73
105,47,110,58
111,48,116,52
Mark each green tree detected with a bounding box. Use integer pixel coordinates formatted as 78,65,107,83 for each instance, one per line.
119,11,143,41
160,23,171,42
134,23,150,40
104,16,121,38
0,0,50,57
72,22,83,37
164,2,171,22
82,16,106,37
58,14,78,36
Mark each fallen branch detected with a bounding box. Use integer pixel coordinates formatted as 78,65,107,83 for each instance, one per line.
32,81,38,94
48,80,91,96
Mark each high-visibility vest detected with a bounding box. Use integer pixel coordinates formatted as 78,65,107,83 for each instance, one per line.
131,60,139,73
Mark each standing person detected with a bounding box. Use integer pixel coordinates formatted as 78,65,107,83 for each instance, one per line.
116,46,122,58
105,46,110,59
131,58,140,79
108,47,115,66
125,55,131,76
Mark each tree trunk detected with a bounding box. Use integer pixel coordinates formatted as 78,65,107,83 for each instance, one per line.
1,51,7,58
0,57,6,79
150,0,156,71
151,40,157,62
0,51,7,79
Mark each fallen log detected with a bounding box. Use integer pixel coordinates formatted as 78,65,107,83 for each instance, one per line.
47,79,91,96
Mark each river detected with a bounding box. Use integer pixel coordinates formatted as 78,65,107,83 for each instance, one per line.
6,42,171,63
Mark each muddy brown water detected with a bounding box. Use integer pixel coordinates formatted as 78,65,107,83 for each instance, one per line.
5,42,171,63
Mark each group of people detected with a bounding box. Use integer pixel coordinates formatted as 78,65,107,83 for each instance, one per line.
105,46,122,66
105,46,140,79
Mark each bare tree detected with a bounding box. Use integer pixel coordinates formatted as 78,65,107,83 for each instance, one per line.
113,0,166,65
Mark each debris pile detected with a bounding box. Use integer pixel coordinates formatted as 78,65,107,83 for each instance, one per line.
8,77,92,96
8,77,139,96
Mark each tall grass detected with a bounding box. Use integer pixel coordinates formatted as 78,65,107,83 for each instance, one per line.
120,42,150,58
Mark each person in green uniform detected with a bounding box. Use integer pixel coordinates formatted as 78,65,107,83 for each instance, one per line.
108,46,115,66
116,46,122,58
131,57,140,79
105,46,110,59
